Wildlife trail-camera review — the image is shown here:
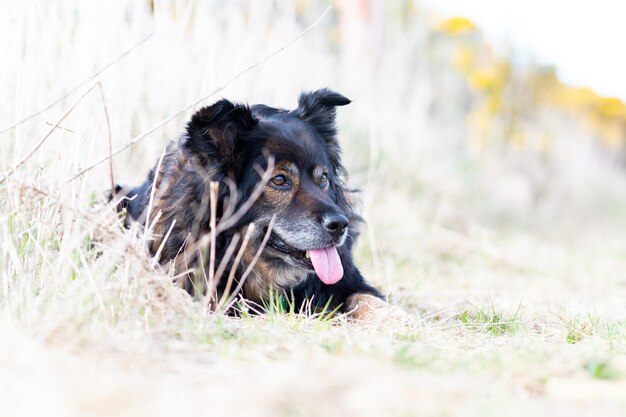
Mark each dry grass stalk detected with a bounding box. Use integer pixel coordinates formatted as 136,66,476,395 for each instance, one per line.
206,181,219,307
0,83,99,184
96,81,116,192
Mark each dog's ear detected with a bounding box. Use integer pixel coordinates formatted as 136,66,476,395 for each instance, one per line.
186,99,258,164
294,89,353,217
292,89,351,143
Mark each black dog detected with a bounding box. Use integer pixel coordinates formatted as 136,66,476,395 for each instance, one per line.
114,89,385,316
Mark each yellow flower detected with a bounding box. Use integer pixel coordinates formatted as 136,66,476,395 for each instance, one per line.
598,97,626,119
437,17,476,35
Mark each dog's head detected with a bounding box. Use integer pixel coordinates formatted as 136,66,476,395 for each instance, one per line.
185,89,353,285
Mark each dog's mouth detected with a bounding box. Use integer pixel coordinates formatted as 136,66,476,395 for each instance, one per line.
266,231,344,285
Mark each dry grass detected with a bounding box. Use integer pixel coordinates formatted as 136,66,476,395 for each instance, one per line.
1,1,625,416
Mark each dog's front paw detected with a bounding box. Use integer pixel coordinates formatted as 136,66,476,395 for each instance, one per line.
345,293,408,324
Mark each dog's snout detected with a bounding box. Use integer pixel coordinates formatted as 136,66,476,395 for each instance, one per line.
323,213,348,238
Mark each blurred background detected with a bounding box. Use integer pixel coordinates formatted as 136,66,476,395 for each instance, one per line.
1,0,625,311
2,2,626,416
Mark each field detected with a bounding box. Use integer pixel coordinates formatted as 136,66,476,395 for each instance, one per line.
1,2,625,416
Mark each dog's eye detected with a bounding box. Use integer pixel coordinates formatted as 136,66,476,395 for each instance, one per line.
320,173,329,188
270,175,288,187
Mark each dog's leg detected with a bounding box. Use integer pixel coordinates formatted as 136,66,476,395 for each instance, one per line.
344,293,389,320
345,292,407,323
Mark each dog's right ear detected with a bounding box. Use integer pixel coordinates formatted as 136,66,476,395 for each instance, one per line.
185,99,258,165
292,89,351,142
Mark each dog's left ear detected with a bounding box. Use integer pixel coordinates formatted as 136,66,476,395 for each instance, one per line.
292,89,351,145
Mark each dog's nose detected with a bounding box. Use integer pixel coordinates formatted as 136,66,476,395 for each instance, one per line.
323,213,348,238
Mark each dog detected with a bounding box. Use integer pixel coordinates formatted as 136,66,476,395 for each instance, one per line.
112,89,390,319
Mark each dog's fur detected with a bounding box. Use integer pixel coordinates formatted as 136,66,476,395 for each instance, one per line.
112,89,384,315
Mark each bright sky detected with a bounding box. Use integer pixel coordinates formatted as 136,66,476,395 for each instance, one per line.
422,0,626,100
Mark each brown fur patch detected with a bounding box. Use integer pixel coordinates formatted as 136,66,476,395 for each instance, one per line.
263,161,299,212
240,230,307,302
142,140,216,273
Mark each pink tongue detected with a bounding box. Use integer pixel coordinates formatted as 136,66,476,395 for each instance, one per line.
309,247,344,285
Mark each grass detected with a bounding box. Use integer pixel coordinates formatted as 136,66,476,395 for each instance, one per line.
558,311,598,345
585,359,622,381
1,1,626,416
459,300,523,336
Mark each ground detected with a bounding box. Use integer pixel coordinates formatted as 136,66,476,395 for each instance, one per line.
1,2,625,416
1,185,624,416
